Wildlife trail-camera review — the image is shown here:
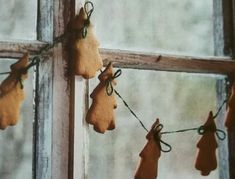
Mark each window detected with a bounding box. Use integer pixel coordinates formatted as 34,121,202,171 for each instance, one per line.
74,0,235,179
0,0,37,177
0,59,33,179
0,0,71,179
0,0,234,179
0,0,37,41
92,0,214,56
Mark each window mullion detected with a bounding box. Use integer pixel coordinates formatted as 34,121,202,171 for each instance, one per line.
34,0,54,178
51,0,76,179
100,48,234,75
213,0,235,179
0,41,46,58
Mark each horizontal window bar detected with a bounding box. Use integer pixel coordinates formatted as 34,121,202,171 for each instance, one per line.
101,48,234,75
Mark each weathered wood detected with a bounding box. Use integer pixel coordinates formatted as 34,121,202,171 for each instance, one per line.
213,0,234,56
52,0,75,179
74,77,89,179
37,0,53,42
73,2,87,179
216,80,230,179
100,49,235,75
213,0,225,56
34,56,53,179
0,41,46,57
52,44,70,179
34,0,54,179
214,0,235,179
228,0,235,178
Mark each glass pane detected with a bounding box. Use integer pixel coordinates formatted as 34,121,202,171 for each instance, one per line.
0,59,33,178
0,0,37,41
88,69,225,179
91,0,213,56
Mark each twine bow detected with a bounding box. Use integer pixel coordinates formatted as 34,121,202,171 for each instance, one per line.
18,57,40,89
153,124,172,153
197,125,226,140
82,1,94,38
106,69,122,96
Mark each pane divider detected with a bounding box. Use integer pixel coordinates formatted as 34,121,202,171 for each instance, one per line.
101,48,235,75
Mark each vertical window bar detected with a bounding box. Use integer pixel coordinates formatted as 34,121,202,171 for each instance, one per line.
214,0,235,179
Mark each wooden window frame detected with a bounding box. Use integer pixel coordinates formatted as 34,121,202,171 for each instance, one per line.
0,0,74,179
0,0,234,179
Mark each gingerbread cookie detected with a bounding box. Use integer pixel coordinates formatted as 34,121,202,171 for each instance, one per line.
0,53,28,129
195,111,218,176
135,119,161,179
72,7,103,79
86,63,117,133
0,53,28,93
225,83,235,130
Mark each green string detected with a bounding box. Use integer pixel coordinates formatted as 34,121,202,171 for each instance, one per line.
114,89,149,132
0,72,10,75
106,69,122,96
113,81,226,141
153,123,172,152
161,125,226,140
109,72,227,149
82,1,94,38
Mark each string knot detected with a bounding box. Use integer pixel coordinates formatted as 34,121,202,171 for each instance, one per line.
18,57,40,89
106,69,122,96
82,1,94,38
153,124,172,152
197,125,226,140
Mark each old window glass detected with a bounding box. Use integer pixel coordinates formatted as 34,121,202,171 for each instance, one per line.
92,0,213,56
87,69,224,179
0,0,37,41
0,59,33,179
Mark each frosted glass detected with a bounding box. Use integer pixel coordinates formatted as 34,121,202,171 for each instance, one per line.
88,69,225,179
0,0,37,41
91,0,214,56
0,59,33,179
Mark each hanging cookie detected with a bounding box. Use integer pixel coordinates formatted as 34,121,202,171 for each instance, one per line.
72,5,103,79
195,111,218,176
0,53,28,129
225,82,235,130
86,62,117,133
135,119,161,179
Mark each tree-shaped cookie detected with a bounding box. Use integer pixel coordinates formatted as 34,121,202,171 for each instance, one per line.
135,119,161,179
86,63,117,133
225,82,235,130
195,111,218,176
0,53,28,129
72,7,103,79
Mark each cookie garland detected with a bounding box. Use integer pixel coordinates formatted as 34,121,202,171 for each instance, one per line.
0,1,231,178
133,112,225,178
86,62,119,133
0,53,29,129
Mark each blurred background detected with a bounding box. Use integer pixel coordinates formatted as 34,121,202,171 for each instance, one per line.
91,0,214,56
88,70,224,179
0,0,36,178
0,0,37,41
